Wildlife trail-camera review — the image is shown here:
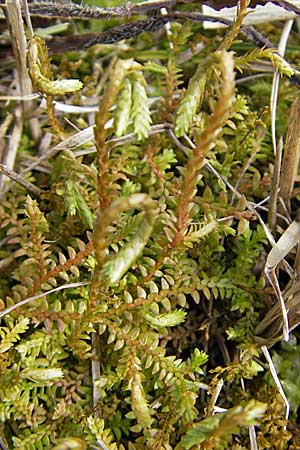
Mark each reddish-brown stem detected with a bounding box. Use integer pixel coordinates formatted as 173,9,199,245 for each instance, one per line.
172,51,235,247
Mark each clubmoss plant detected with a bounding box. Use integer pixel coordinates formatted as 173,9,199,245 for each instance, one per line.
1,0,300,449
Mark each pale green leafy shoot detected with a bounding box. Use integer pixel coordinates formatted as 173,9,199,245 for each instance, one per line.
64,179,94,229
178,400,267,449
20,368,64,382
144,309,187,329
114,77,132,137
0,317,30,353
175,62,207,137
131,72,152,141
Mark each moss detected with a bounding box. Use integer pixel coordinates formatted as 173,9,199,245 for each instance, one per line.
1,1,300,448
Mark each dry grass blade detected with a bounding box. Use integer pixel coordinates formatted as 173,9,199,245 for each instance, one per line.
0,106,23,191
4,0,31,99
0,0,40,189
0,281,90,318
280,94,300,212
270,19,293,157
264,221,300,342
255,280,300,344
268,137,283,232
261,345,290,421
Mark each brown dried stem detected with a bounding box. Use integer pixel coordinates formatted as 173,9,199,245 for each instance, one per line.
280,95,300,213
0,164,42,197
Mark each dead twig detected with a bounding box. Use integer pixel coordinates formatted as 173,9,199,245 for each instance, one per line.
0,163,43,196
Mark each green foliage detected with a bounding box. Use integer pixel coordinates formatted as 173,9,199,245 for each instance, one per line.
131,71,152,141
2,3,300,449
102,60,152,141
144,309,187,329
174,59,207,137
86,416,121,449
29,37,83,95
224,226,267,342
178,400,267,449
97,194,157,285
53,438,87,450
235,47,294,77
130,372,154,429
268,337,300,414
0,317,30,353
114,77,132,138
188,348,209,373
64,179,94,229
